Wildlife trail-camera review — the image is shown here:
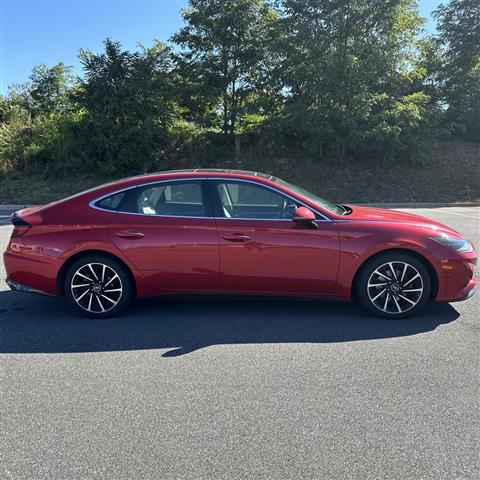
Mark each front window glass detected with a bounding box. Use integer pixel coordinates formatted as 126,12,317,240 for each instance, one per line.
216,181,298,219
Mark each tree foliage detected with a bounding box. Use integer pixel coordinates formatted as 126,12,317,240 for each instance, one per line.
172,0,280,136
74,38,176,174
274,0,429,161
434,0,480,140
0,0,478,180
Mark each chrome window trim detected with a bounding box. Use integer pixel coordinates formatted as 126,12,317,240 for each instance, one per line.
89,176,333,222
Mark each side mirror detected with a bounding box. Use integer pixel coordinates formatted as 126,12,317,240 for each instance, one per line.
292,206,318,228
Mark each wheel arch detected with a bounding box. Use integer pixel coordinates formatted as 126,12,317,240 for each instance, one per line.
56,249,137,296
351,248,439,300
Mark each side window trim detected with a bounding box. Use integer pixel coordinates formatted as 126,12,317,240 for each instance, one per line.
90,177,332,221
207,178,332,222
90,178,214,219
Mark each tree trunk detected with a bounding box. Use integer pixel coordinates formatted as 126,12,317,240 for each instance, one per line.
223,95,229,135
234,134,241,162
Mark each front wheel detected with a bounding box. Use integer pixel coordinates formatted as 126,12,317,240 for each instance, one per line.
356,253,431,319
64,255,133,318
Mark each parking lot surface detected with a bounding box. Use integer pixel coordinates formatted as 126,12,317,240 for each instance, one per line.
0,207,479,479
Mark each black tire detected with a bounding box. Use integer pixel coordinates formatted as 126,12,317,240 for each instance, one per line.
64,254,133,318
356,252,431,319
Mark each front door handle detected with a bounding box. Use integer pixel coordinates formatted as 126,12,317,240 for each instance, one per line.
115,230,145,239
222,233,251,243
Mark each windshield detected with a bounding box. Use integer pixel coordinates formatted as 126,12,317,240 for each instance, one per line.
272,177,345,215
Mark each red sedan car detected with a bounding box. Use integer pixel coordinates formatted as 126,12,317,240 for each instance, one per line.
3,169,477,319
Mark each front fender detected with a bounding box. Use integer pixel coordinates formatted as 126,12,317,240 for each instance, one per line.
335,222,441,299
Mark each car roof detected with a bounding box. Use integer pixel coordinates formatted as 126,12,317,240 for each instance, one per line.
101,169,281,191
50,169,281,207
131,169,278,181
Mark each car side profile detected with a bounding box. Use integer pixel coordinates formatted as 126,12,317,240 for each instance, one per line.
3,169,477,319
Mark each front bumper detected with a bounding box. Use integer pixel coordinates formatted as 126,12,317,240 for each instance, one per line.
446,275,477,302
431,242,477,302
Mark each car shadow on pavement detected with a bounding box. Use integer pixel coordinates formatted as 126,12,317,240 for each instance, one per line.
0,290,461,356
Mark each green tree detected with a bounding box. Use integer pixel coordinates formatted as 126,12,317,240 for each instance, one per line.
274,0,430,162
416,36,443,104
3,63,75,119
0,64,76,173
434,0,480,141
75,38,176,174
171,0,280,156
29,63,75,115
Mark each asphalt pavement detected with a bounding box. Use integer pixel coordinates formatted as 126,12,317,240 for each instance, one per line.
0,207,479,480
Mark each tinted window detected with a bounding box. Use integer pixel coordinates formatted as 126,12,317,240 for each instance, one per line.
123,181,206,217
216,181,298,219
94,192,126,211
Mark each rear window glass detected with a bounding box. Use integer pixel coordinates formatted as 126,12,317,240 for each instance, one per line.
94,192,126,211
122,181,206,217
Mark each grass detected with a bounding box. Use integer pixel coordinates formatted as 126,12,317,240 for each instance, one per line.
0,140,478,205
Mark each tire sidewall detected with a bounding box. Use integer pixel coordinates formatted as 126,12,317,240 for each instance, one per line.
356,252,432,319
64,255,133,319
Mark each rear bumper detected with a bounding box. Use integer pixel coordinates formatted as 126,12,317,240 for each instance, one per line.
3,251,60,296
5,277,53,296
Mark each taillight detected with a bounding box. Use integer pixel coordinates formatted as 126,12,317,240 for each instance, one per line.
11,211,31,237
12,225,31,237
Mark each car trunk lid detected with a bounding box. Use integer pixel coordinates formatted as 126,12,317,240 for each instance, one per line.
10,206,45,236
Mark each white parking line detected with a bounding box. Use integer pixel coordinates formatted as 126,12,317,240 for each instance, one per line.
442,210,480,219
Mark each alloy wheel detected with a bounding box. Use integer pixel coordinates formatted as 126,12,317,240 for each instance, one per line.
367,261,424,315
70,262,123,313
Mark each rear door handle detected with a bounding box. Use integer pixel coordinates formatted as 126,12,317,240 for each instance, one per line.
222,233,251,243
115,230,145,239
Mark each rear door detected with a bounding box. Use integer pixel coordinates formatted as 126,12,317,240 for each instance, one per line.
209,179,340,296
106,179,220,293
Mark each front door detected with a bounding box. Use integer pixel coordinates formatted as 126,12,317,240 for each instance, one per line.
210,179,340,296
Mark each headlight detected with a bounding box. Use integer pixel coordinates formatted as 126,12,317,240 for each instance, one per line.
430,235,473,253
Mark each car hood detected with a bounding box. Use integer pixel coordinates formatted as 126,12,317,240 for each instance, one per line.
342,205,461,236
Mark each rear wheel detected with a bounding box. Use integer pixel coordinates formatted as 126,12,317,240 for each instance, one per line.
64,255,133,318
356,252,431,319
